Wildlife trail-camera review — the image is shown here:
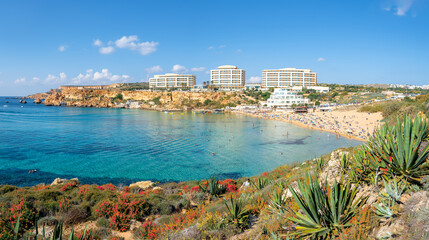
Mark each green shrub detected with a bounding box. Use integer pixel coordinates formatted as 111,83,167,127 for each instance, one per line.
37,189,63,201
96,217,110,228
0,185,17,195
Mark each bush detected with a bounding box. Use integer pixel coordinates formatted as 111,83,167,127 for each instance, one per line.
0,185,17,195
62,207,89,225
96,217,110,228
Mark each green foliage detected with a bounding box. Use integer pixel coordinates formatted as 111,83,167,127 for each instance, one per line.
315,157,326,172
223,197,249,230
351,114,429,186
252,177,270,190
151,96,161,105
199,176,227,197
268,186,287,214
288,173,366,239
112,93,123,101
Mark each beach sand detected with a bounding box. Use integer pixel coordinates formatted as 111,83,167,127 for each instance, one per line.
234,108,383,141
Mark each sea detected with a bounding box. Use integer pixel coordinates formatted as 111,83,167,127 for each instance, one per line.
0,97,361,186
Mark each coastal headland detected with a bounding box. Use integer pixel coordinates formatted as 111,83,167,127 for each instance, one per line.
43,87,255,110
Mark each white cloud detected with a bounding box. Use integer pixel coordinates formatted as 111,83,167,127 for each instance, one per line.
72,69,131,85
236,49,242,53
99,46,115,54
58,45,66,52
190,67,206,72
208,46,214,50
385,0,415,16
317,57,327,62
219,45,226,49
93,39,103,46
146,65,163,73
172,64,188,73
115,35,159,55
14,77,26,84
247,76,261,83
44,72,67,84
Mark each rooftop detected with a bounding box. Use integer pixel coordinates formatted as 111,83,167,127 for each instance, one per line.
216,65,238,69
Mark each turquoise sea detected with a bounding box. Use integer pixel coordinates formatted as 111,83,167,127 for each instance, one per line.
0,97,361,186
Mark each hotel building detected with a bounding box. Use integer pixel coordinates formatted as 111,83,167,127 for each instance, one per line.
149,73,196,89
262,68,317,88
210,65,245,90
266,88,310,108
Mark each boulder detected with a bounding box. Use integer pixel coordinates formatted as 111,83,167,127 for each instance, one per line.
50,177,79,186
129,181,154,190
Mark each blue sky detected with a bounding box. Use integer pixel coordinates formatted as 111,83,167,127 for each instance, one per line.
0,0,428,95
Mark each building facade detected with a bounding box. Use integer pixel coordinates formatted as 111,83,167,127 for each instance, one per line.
266,88,310,108
290,86,329,93
262,68,317,88
149,73,196,89
210,65,245,90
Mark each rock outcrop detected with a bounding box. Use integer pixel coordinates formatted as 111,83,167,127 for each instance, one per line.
129,181,154,190
50,177,79,186
43,88,256,110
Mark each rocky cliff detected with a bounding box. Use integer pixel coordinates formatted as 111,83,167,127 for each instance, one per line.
44,88,256,110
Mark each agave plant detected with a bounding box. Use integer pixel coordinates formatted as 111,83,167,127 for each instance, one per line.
373,202,395,219
252,177,270,190
14,213,92,240
381,178,405,204
223,197,249,230
316,157,326,172
351,115,429,185
199,176,227,197
288,173,366,239
268,186,287,214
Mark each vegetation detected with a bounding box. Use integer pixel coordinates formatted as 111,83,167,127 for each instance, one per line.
287,173,366,239
359,93,429,124
2,112,429,239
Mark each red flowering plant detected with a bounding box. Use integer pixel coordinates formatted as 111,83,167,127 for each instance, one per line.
59,197,71,213
78,184,89,195
97,183,116,192
139,220,160,239
95,201,114,218
138,207,204,238
109,193,150,232
220,179,238,193
5,198,36,238
61,181,78,192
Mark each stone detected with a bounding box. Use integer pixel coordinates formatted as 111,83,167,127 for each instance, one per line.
129,181,154,190
50,177,79,186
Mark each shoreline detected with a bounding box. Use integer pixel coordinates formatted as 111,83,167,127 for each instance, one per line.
235,111,366,142
231,110,382,142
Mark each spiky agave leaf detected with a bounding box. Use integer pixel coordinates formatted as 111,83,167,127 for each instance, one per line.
288,173,366,239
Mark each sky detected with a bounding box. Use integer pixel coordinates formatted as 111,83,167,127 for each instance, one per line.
0,0,428,96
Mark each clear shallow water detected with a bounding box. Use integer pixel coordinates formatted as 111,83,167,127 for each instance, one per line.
0,97,361,186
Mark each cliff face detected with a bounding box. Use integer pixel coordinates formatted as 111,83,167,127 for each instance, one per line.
43,88,255,110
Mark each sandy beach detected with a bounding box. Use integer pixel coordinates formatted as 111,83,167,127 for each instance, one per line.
234,107,383,141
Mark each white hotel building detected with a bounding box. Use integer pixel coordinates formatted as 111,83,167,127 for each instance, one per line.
262,68,317,88
267,88,310,108
149,73,196,89
210,65,245,90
